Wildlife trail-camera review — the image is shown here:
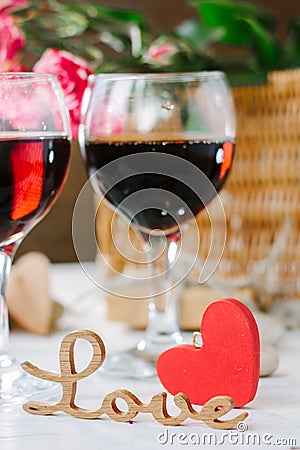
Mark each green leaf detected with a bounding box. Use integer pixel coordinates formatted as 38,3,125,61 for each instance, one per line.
175,19,225,50
84,45,103,61
243,17,280,67
100,31,126,53
226,70,268,87
193,0,276,45
289,18,300,43
89,19,143,57
54,10,89,37
194,0,252,43
64,40,104,65
284,19,300,67
21,22,65,50
86,4,146,30
193,0,274,27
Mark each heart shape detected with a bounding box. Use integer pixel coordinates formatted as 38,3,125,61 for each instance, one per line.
7,252,54,335
157,298,260,407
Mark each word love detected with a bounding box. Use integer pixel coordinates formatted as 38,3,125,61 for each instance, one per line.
22,330,248,429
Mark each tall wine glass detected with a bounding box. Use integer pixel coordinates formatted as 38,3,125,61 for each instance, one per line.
78,72,236,378
0,73,71,402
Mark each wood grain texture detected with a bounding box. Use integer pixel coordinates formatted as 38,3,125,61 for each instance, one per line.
22,329,248,429
7,252,52,335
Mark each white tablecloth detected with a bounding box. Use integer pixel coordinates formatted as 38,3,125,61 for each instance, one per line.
1,262,300,450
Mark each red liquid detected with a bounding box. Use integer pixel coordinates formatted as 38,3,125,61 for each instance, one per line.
0,136,70,243
85,140,234,233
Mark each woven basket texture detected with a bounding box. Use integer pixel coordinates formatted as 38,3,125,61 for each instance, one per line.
95,69,300,307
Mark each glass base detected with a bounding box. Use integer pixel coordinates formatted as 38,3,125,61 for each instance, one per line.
100,331,183,379
0,355,60,406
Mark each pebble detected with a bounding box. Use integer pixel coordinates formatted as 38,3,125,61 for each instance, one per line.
253,311,285,345
251,311,283,377
260,342,279,377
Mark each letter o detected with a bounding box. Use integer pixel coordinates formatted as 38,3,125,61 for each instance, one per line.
101,390,140,422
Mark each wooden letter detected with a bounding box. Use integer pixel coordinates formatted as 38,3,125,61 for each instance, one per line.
199,396,248,430
22,330,249,429
100,390,142,422
22,330,106,418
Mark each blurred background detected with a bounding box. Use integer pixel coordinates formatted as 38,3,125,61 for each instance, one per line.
15,0,299,263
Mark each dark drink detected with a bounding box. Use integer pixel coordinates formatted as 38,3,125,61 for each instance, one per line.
0,136,70,243
85,139,234,233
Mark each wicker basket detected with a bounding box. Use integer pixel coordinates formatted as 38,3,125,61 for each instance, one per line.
95,69,300,308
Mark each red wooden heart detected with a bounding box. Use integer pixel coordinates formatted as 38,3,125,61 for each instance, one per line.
157,298,260,407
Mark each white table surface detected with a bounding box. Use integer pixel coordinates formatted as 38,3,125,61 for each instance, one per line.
1,262,300,450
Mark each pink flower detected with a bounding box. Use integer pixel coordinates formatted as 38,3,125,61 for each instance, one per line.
149,44,176,59
0,0,28,13
33,48,94,138
0,12,26,71
146,40,178,66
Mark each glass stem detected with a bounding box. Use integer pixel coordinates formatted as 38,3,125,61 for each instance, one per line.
0,251,12,360
144,234,183,348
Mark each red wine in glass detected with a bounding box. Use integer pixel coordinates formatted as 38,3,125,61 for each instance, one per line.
0,73,71,403
79,71,236,378
0,136,70,243
85,139,234,233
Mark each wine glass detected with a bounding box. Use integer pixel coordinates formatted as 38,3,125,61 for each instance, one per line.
78,72,236,378
0,73,71,402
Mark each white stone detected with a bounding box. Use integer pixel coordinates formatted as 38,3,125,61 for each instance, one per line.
260,342,279,377
254,311,285,344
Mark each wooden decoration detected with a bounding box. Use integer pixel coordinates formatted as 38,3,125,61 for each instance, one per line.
157,298,260,408
22,330,248,429
7,252,54,335
106,284,254,330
